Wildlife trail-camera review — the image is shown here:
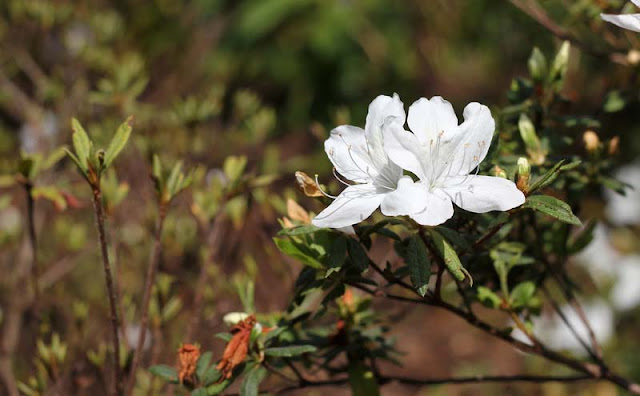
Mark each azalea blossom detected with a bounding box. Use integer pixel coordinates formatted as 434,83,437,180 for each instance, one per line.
312,94,426,228
384,96,525,225
601,0,640,32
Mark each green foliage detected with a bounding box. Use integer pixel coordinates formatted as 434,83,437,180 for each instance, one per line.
524,195,582,226
395,235,430,296
65,117,132,184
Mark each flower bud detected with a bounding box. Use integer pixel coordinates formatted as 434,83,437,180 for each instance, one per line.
493,165,507,179
628,50,640,66
516,157,531,193
609,136,620,155
518,114,546,165
583,130,600,153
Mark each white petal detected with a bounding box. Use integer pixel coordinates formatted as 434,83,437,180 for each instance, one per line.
325,125,376,183
407,96,458,146
410,189,454,226
365,94,406,169
311,184,384,228
601,13,640,32
634,0,640,8
443,103,495,178
443,175,525,213
380,176,428,216
383,122,428,180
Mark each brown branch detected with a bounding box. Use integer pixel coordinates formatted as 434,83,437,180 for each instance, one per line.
508,0,628,64
24,182,39,299
541,284,598,360
90,184,123,396
381,291,640,395
382,373,592,386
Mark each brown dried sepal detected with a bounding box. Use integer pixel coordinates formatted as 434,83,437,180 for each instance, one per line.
177,343,201,384
294,171,323,197
215,315,257,381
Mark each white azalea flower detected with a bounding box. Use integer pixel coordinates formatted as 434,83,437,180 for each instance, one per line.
384,96,525,225
312,94,425,228
601,0,640,32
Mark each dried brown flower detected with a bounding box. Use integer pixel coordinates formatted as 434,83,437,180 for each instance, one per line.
216,315,256,381
177,343,201,384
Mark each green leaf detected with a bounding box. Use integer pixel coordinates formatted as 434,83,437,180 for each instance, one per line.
528,159,565,193
435,226,470,251
104,116,133,168
510,281,536,308
196,351,213,379
398,235,431,296
273,238,324,269
325,236,347,274
278,224,320,236
206,377,233,395
166,161,183,197
64,148,85,175
42,146,68,170
346,238,369,272
604,90,626,113
477,286,502,309
263,345,316,357
152,154,164,191
191,388,208,396
567,219,597,254
149,365,178,382
430,230,467,283
239,365,267,396
70,118,91,172
223,155,248,183
524,195,581,225
200,367,222,386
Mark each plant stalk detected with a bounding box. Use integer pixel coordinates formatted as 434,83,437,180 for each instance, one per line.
90,184,123,396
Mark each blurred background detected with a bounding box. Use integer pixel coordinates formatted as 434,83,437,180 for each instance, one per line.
1,0,640,395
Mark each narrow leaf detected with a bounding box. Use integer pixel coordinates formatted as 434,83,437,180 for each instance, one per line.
273,238,324,269
196,351,213,379
71,118,91,171
104,116,133,168
524,195,581,225
166,161,183,197
430,230,466,282
528,159,565,193
149,365,178,382
263,345,317,357
398,235,431,296
346,238,369,272
510,281,537,308
567,219,597,254
239,365,267,396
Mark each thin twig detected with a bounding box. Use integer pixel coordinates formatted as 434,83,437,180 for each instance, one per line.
508,0,627,64
91,184,123,396
185,214,225,341
126,202,169,396
24,181,39,299
541,284,598,360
